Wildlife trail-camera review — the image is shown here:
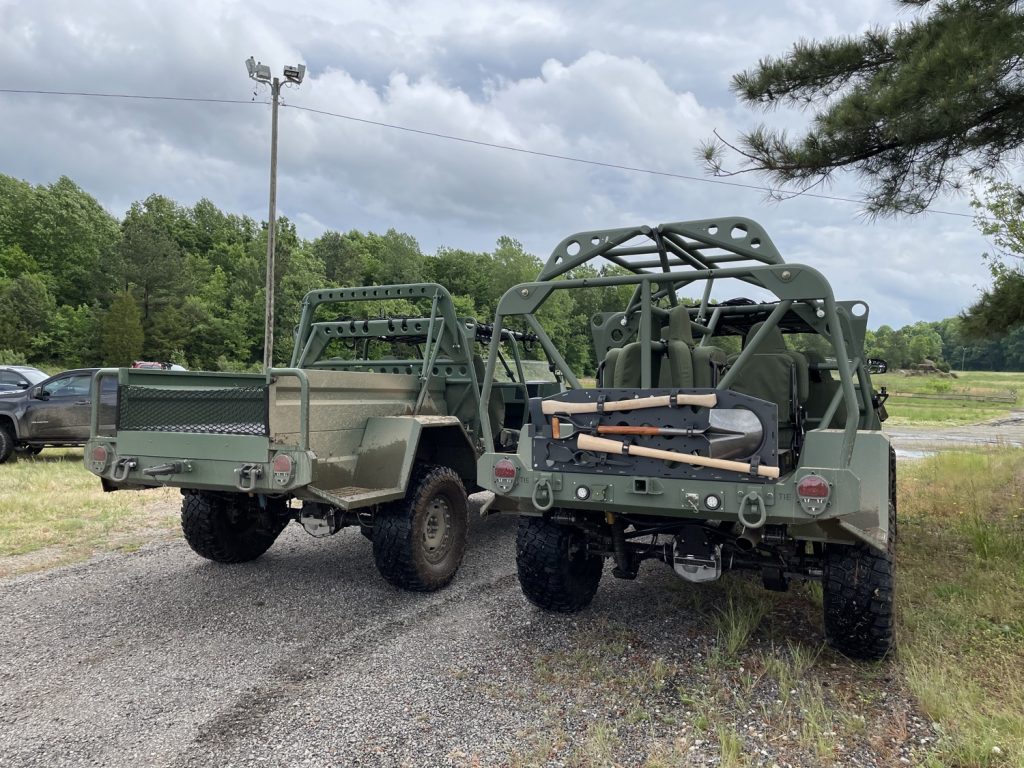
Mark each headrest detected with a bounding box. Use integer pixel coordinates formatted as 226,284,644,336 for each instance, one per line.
744,322,788,353
667,305,694,345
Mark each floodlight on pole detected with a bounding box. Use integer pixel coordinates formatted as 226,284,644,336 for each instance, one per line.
246,56,305,372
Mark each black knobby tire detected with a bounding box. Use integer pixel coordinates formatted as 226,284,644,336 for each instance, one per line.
0,424,14,464
516,515,604,613
372,464,469,592
823,496,896,661
181,492,289,564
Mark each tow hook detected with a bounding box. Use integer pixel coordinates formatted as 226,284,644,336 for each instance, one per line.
110,457,138,482
234,463,263,492
738,491,768,529
143,461,192,477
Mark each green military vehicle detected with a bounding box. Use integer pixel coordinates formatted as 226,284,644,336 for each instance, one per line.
475,217,896,659
85,283,557,591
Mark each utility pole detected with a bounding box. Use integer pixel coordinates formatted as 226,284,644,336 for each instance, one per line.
246,57,305,371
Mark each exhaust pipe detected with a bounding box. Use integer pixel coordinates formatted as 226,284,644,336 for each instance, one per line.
735,527,762,552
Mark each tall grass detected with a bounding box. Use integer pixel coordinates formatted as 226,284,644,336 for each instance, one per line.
898,449,1024,767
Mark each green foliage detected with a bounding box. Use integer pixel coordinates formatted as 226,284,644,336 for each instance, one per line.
0,349,28,365
51,304,100,368
3,170,1022,375
0,244,36,279
100,292,144,366
960,181,1024,338
0,175,121,305
0,273,56,361
704,0,1024,216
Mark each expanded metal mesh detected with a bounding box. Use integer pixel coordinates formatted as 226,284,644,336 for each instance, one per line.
117,385,268,436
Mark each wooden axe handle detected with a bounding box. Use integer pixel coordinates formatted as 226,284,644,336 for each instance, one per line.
541,392,717,415
576,433,780,479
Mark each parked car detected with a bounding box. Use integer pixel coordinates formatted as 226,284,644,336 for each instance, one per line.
0,368,115,462
131,361,187,371
0,365,49,392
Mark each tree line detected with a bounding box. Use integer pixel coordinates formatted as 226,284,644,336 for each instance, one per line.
0,173,1020,374
0,174,634,373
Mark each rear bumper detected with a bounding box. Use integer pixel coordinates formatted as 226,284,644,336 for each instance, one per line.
85,432,313,495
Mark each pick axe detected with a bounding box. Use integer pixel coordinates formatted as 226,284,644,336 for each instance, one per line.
541,392,717,416
575,433,779,479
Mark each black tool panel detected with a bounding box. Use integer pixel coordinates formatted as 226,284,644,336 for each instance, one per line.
530,388,778,483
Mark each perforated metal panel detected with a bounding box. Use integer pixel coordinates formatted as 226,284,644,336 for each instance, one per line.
117,385,268,436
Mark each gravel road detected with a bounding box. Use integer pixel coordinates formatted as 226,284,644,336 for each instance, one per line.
6,415,1008,767
0,490,933,768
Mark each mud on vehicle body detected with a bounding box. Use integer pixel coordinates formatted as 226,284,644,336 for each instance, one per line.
86,283,558,591
476,218,895,659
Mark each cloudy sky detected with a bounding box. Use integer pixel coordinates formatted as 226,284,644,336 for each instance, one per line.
0,0,998,328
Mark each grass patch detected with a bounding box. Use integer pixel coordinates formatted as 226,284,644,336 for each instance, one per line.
0,449,178,574
898,448,1024,766
712,583,769,662
717,724,746,768
873,370,1023,425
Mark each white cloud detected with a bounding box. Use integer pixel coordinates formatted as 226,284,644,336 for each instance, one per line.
0,0,994,328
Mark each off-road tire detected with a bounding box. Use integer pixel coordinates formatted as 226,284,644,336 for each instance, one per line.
0,424,14,464
181,491,288,564
822,500,896,661
516,515,604,612
373,464,468,592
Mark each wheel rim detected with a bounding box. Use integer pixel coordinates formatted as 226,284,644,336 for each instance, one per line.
421,494,453,564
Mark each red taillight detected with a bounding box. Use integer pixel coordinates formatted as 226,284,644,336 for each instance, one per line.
272,453,294,486
797,475,830,498
493,458,517,491
494,459,517,479
89,445,110,472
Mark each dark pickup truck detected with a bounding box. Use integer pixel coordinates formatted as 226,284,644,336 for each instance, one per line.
0,368,115,462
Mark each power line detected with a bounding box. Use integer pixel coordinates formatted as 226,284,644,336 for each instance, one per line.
0,87,978,220
0,87,258,106
286,103,977,220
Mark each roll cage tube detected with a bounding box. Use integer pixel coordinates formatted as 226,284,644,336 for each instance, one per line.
477,218,867,465
290,283,466,368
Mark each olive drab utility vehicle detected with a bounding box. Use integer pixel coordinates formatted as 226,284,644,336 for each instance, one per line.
85,283,557,591
475,217,896,659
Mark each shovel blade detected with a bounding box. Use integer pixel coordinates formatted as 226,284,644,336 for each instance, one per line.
706,409,764,459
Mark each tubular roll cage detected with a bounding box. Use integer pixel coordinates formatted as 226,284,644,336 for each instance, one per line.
477,217,873,468
289,282,540,430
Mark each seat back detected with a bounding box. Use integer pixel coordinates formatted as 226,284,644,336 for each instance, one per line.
613,341,665,388
663,306,726,388
739,322,809,402
803,350,847,428
726,323,808,452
